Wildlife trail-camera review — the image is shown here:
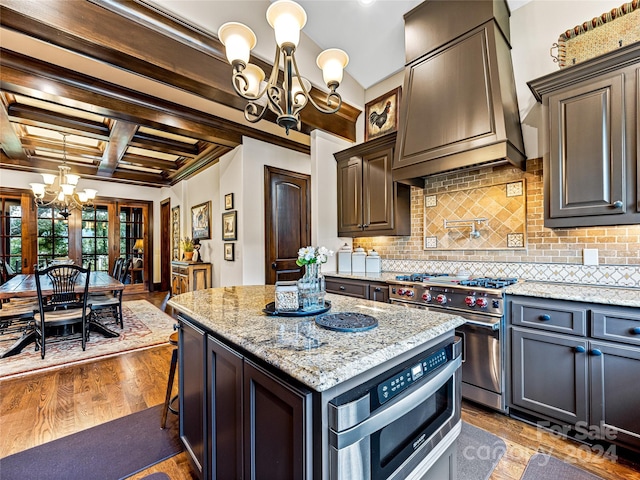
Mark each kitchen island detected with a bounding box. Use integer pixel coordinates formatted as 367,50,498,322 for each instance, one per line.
168,285,466,480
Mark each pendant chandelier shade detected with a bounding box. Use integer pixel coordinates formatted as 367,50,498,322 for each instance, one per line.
218,0,349,134
29,133,97,218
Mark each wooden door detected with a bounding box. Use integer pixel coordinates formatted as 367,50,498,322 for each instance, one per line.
160,198,171,292
264,166,310,285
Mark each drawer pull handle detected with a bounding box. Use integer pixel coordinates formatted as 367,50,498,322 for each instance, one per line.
613,200,623,209
539,314,551,321
631,327,640,335
574,345,586,353
591,349,602,356
374,287,381,292
339,286,346,291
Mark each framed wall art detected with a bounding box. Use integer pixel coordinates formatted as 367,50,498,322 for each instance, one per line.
224,193,234,210
364,87,401,141
222,210,237,241
224,242,235,261
171,206,180,260
191,201,211,240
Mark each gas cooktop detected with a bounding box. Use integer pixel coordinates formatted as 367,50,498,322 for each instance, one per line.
393,274,518,290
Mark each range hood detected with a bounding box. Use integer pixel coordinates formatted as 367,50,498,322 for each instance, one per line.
393,0,526,184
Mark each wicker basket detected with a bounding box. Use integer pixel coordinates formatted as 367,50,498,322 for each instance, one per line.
552,0,640,68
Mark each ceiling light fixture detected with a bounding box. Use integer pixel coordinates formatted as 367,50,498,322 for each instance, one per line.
29,133,98,219
218,0,349,135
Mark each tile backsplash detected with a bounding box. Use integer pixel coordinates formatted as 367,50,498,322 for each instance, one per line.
354,158,640,288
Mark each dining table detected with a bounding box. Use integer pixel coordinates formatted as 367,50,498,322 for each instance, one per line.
0,271,125,358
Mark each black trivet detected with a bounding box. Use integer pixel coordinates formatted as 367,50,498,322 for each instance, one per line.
315,312,378,332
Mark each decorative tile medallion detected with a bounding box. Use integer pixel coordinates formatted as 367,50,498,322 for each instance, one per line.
424,195,437,208
507,233,525,248
424,236,437,249
506,181,524,197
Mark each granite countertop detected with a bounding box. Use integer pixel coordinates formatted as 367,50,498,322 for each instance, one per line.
167,285,465,392
505,281,640,308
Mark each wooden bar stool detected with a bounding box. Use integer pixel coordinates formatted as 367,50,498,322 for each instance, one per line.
161,331,179,428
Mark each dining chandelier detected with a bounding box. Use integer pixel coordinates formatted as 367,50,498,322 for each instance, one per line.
29,133,98,219
218,0,349,134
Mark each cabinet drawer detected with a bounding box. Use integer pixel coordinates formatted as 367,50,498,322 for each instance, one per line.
591,308,640,346
325,278,368,299
173,267,188,275
511,299,587,336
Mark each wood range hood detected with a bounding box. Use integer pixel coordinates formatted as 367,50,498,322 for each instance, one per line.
393,0,526,185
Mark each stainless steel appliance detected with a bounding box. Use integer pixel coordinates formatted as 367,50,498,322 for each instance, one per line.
389,274,518,413
328,336,462,480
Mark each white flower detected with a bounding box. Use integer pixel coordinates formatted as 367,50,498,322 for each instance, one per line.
296,245,334,266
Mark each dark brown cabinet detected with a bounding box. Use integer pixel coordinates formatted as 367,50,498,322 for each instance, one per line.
335,132,410,237
507,296,640,452
179,315,312,480
325,276,389,303
393,0,525,182
178,317,208,479
528,43,640,227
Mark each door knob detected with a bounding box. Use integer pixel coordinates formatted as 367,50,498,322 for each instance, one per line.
613,200,623,209
271,262,277,269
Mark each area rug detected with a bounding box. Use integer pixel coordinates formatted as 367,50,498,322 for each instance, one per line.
0,300,176,380
520,453,604,480
0,404,182,480
457,421,507,480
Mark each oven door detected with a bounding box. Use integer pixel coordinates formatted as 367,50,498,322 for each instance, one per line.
328,339,462,480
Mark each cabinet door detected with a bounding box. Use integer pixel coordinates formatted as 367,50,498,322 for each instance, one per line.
208,335,243,480
362,148,394,232
243,360,312,480
590,340,640,451
511,327,588,425
179,319,208,479
337,157,363,234
369,283,389,303
548,72,625,220
192,265,210,291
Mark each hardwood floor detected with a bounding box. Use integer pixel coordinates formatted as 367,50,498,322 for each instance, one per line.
1,291,639,479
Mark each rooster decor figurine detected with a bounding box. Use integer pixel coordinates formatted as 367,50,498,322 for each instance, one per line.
369,100,392,131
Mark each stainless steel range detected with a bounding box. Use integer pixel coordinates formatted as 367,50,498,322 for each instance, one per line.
388,274,518,413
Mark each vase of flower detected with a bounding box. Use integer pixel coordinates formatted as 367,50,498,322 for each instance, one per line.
296,246,333,311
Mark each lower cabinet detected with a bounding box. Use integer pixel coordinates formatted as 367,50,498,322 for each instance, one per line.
508,296,640,452
325,276,389,303
172,262,212,295
180,316,312,480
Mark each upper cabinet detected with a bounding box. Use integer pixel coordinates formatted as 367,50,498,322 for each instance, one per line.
393,0,525,184
528,43,640,228
335,133,410,237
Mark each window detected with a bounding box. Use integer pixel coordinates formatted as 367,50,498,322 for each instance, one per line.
37,206,69,268
1,197,22,281
82,206,109,272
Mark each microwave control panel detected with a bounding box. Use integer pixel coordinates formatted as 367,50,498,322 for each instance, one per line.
377,347,448,404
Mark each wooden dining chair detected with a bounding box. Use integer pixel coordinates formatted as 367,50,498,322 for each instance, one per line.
32,264,92,359
89,258,131,329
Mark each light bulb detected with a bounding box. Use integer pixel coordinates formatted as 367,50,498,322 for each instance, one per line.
218,22,257,66
267,1,307,48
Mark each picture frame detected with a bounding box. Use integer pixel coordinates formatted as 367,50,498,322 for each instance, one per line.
171,205,180,260
364,87,401,141
222,210,237,241
224,193,234,210
224,242,235,261
191,201,211,240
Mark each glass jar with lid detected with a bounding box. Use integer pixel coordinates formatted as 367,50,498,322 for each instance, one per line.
275,281,299,312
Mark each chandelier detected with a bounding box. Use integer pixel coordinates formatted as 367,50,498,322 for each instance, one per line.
29,134,98,219
218,0,349,134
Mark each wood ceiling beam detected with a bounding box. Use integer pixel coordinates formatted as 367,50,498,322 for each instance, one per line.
7,104,110,139
168,145,232,184
98,120,138,175
0,0,358,141
120,153,178,172
129,131,199,157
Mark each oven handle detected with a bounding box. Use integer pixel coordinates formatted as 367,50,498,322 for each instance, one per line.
330,355,461,450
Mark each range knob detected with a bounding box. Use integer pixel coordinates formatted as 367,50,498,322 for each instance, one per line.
405,290,415,297
465,296,476,307
436,294,447,305
422,292,432,302
476,298,488,308
397,288,405,296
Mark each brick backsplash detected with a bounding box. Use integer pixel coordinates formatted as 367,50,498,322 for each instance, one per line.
355,158,640,287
